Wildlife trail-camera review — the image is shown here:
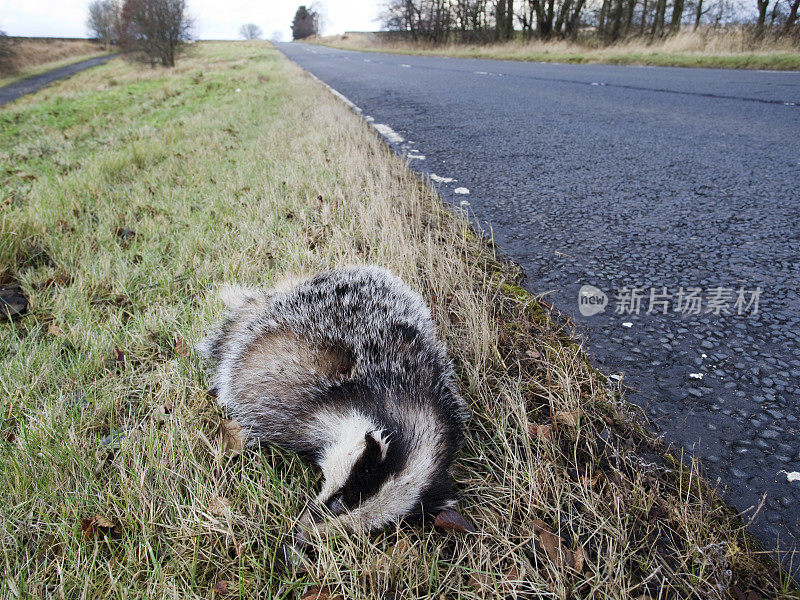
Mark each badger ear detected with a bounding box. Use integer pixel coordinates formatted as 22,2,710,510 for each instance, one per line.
365,430,389,461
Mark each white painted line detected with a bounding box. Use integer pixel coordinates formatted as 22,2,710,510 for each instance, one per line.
400,64,411,68
373,123,404,144
780,470,800,482
430,174,455,183
689,373,704,380
454,187,470,195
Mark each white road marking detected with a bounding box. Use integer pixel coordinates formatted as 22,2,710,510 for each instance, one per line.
373,123,404,143
430,174,455,183
454,187,470,195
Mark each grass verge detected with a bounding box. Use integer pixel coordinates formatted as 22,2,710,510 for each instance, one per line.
309,31,800,71
0,41,795,598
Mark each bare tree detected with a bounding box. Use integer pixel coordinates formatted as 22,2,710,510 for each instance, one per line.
239,23,263,39
269,30,286,42
756,0,770,33
118,0,192,67
87,0,121,45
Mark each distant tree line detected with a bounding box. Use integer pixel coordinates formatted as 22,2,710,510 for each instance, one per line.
86,0,192,66
379,0,799,42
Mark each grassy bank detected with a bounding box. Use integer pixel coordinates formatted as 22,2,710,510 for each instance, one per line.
310,31,800,70
0,41,794,598
0,38,110,88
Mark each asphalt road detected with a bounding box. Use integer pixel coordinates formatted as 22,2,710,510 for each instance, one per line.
0,54,117,106
277,42,800,569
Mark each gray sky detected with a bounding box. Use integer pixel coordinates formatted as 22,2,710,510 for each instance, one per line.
1,0,381,40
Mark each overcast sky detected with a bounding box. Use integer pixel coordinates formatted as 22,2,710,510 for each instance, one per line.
0,0,382,40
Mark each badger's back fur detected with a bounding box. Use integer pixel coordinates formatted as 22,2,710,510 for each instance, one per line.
198,265,468,532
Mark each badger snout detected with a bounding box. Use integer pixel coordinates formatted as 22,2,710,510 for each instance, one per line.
294,497,348,547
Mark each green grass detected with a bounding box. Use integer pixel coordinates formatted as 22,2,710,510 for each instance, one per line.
0,41,796,599
0,51,114,89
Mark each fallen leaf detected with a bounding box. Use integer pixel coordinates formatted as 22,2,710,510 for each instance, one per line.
529,423,553,441
467,572,493,597
48,323,62,336
212,580,230,595
525,348,541,359
112,348,126,365
209,496,231,516
434,509,477,534
93,515,113,528
532,519,574,569
300,586,338,600
220,419,245,457
175,336,190,357
573,546,585,573
553,410,581,427
390,539,410,558
81,515,122,541
162,399,174,413
581,472,603,488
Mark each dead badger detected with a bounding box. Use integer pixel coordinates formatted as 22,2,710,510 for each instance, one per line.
197,265,468,536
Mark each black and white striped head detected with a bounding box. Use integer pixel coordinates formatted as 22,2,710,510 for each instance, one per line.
298,408,457,538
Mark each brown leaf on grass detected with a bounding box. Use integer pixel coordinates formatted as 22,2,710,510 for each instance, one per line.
525,348,541,359
573,546,585,573
300,586,339,600
212,580,230,595
468,566,520,597
112,348,126,365
553,410,581,427
175,336,190,357
162,399,174,414
209,496,231,516
532,519,574,569
48,323,62,336
434,509,477,534
220,419,245,457
529,423,553,441
81,515,122,541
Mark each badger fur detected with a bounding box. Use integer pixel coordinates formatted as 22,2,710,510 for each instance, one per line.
197,265,469,534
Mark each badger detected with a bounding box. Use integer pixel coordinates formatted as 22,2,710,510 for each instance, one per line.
197,265,469,536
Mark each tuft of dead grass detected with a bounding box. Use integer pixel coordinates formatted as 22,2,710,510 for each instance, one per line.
0,41,795,598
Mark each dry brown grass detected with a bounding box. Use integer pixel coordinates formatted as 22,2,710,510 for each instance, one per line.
0,41,795,598
311,28,800,70
0,37,108,82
